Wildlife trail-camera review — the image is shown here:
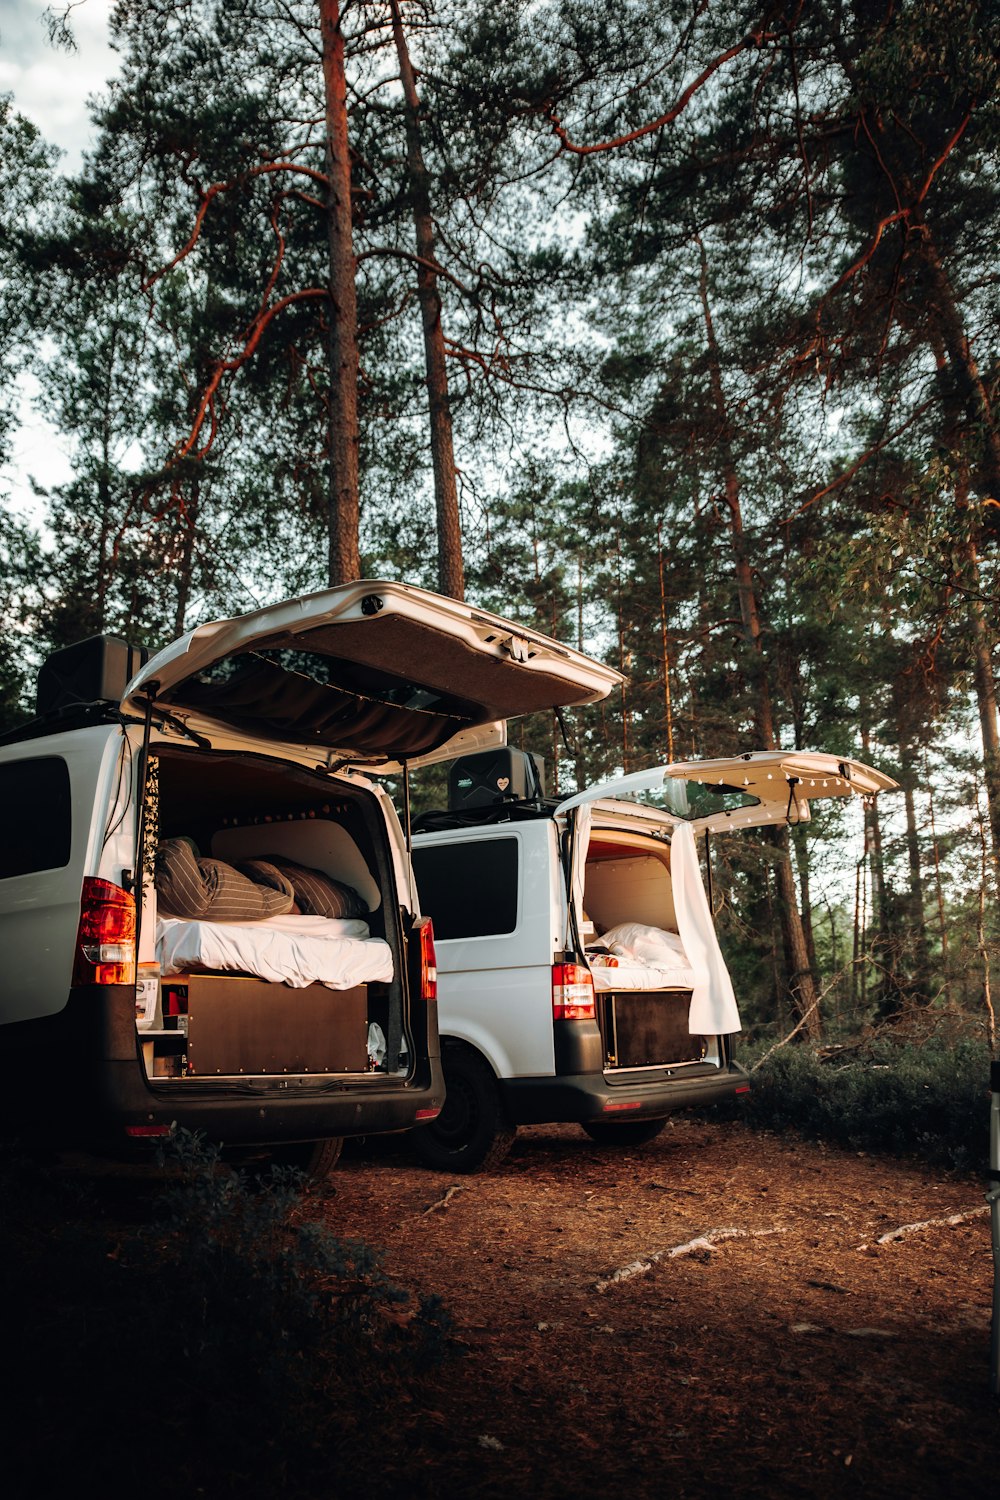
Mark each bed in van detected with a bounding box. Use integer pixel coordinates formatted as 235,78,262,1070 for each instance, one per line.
0,582,621,1166
409,748,898,1171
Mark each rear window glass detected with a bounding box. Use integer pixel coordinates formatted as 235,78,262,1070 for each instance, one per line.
411,837,518,938
0,757,72,878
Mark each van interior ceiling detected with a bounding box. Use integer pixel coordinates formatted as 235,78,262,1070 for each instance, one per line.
583,832,676,935
140,748,406,1084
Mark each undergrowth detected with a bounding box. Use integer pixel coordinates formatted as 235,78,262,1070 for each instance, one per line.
1,1131,453,1497
733,1036,993,1172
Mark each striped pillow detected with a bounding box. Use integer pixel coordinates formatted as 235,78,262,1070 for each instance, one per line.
155,838,295,921
241,855,365,920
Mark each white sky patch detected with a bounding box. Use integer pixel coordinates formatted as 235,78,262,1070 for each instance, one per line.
1,2,119,520
0,0,117,172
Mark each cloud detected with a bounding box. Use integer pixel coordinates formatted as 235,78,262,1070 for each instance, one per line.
1,1,118,170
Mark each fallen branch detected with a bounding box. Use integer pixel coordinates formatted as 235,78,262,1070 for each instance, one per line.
751,1000,820,1071
856,1205,989,1250
422,1184,468,1215
595,1225,784,1292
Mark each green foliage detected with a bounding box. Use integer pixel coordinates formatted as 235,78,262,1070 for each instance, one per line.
739,1037,992,1172
0,1130,454,1496
152,1131,453,1401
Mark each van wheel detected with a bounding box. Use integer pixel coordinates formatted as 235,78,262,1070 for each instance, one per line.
581,1118,668,1147
410,1049,515,1173
271,1137,344,1179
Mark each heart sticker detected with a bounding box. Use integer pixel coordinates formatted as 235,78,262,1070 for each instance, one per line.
497,777,510,791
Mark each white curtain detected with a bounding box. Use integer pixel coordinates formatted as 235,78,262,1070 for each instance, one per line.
671,823,742,1035
567,804,592,949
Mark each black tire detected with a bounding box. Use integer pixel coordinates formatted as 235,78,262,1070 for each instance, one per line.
581,1117,668,1147
409,1048,515,1173
270,1136,344,1180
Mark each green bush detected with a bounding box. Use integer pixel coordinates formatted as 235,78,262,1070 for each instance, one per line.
1,1131,454,1497
736,1037,993,1172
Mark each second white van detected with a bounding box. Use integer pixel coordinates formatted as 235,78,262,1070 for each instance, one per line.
410,748,897,1171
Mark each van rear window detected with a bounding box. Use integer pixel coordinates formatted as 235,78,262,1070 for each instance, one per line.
0,758,72,878
411,838,518,938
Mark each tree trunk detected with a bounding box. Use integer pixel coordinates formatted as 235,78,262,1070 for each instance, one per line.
930,330,1000,882
320,0,361,585
792,828,818,975
925,763,952,1006
915,213,1000,525
696,237,819,1037
389,0,464,600
657,520,675,761
898,733,931,1002
964,537,1000,888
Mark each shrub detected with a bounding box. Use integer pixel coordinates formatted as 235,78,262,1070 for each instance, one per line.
736,1037,993,1172
1,1131,453,1498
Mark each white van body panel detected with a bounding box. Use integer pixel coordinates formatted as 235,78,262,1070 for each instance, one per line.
417,820,563,1077
0,726,129,1024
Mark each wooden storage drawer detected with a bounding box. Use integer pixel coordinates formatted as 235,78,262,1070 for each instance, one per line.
174,976,369,1076
601,989,704,1068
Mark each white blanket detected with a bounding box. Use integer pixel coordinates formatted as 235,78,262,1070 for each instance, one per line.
588,922,701,993
156,913,394,990
591,959,701,993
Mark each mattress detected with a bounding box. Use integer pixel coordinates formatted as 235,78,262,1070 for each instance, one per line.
587,922,700,993
590,959,700,993
156,913,394,990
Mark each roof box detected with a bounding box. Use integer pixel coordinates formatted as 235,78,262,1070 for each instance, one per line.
37,635,150,717
448,747,545,811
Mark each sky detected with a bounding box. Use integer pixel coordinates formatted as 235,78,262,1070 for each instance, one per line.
1,1,116,168
1,0,118,514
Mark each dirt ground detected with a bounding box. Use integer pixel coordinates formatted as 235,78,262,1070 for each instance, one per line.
316,1115,998,1500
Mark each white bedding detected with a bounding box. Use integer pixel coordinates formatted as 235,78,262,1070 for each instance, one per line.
590,959,701,993
588,921,700,993
156,913,394,990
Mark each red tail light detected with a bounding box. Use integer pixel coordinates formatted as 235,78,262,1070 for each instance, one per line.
552,961,595,1021
418,917,437,1002
73,877,136,986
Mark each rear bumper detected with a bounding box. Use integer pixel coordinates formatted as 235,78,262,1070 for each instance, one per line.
0,985,444,1148
500,1061,750,1126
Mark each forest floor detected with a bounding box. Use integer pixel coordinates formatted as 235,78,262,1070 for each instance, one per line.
320,1116,998,1500
5,1116,996,1499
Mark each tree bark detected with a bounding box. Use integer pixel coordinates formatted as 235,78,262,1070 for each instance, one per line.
792,828,818,975
320,0,361,585
915,213,1000,524
696,237,819,1037
657,520,675,761
925,765,952,1007
965,537,1000,888
389,0,464,600
898,732,931,1003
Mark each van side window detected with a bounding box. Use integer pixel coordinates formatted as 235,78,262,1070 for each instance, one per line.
412,838,518,939
0,758,72,878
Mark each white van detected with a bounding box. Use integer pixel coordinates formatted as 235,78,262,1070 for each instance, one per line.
0,582,620,1164
410,749,897,1170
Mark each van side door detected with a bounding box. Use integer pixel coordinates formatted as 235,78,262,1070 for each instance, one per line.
411,822,560,1077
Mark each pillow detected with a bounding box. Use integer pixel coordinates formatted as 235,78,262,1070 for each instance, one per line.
155,838,295,921
240,855,365,920
599,922,688,967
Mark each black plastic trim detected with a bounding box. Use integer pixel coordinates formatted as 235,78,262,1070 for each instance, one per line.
0,985,444,1149
499,1061,750,1126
